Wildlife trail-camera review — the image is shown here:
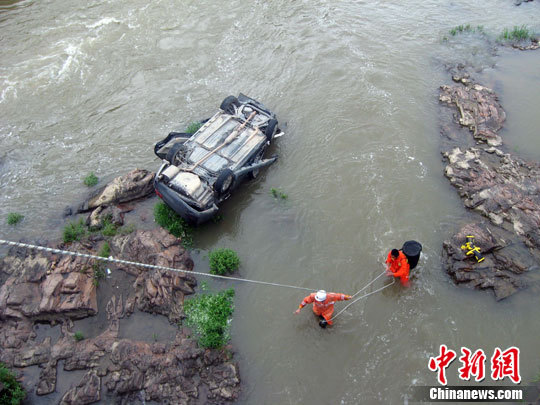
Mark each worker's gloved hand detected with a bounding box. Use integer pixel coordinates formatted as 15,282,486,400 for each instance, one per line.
294,308,301,315
386,270,393,276
345,295,352,300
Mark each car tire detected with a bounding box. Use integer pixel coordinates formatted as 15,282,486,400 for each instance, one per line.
220,96,239,114
214,169,235,195
265,119,278,141
166,143,185,164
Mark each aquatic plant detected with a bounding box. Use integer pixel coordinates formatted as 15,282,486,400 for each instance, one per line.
186,122,203,134
448,24,485,36
499,25,532,41
7,213,24,226
83,172,98,187
73,331,85,342
0,362,26,404
270,187,288,200
183,288,235,348
63,219,87,243
154,202,193,248
208,248,240,275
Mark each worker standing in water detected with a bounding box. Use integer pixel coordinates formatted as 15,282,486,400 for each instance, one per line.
386,248,410,287
294,290,351,328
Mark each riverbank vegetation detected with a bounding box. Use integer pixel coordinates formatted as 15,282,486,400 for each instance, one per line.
7,213,24,226
154,202,193,248
0,362,26,404
209,248,240,275
499,25,533,41
449,24,485,36
63,219,87,243
183,286,235,348
271,187,288,199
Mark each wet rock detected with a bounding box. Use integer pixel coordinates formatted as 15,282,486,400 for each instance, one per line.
60,370,101,405
0,225,239,403
87,205,128,229
440,78,540,299
78,169,154,213
36,361,57,396
440,82,505,146
441,222,532,300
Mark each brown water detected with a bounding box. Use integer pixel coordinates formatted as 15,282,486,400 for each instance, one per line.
1,0,540,403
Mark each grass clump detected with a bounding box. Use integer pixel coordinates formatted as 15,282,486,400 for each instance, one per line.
7,213,24,226
98,242,111,258
270,187,288,200
73,331,84,342
83,172,98,187
0,362,26,405
183,288,235,348
499,25,532,41
92,263,105,287
186,122,203,134
63,219,87,243
118,223,136,235
208,248,240,275
154,202,193,248
101,217,117,237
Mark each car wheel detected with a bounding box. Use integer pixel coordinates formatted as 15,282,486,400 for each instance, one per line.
214,169,235,195
265,119,278,141
220,96,239,114
166,143,185,164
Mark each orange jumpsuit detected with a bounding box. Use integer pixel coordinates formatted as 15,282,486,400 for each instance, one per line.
298,293,348,325
386,250,410,286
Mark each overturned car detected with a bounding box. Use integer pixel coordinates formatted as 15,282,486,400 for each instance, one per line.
154,94,281,225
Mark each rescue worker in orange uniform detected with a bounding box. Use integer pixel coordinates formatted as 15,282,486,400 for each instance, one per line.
294,290,351,328
386,248,410,287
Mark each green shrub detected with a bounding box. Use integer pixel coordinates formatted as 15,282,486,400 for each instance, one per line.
209,248,240,275
98,242,111,258
7,213,24,226
499,25,532,41
92,263,105,287
154,202,193,247
186,122,203,134
101,219,117,237
73,331,84,342
63,219,86,243
0,362,26,405
183,288,235,348
83,173,98,187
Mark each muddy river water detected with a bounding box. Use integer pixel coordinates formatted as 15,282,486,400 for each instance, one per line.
1,0,540,403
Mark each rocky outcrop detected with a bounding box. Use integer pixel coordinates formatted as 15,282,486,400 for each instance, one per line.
0,227,240,403
439,75,540,299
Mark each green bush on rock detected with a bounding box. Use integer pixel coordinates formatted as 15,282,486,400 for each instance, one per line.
0,362,26,405
183,288,235,348
154,202,193,247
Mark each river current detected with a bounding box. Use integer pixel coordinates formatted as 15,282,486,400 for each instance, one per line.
1,0,540,403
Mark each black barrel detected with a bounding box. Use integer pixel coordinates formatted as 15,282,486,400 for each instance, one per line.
402,240,422,270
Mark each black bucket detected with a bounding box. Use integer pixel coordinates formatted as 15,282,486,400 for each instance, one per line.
402,240,422,270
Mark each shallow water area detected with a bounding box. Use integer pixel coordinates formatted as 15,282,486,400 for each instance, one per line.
1,0,540,403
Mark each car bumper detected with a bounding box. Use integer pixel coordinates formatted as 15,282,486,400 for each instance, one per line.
154,178,219,226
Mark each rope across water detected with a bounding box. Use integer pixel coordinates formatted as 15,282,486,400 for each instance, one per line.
0,239,394,315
